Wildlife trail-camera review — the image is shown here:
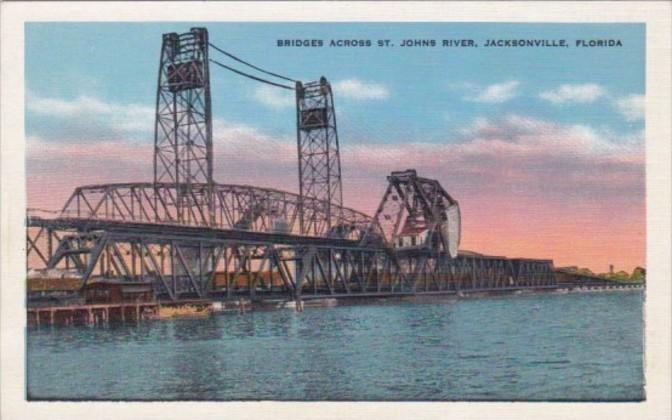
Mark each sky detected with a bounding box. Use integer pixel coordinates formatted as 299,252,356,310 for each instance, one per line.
25,22,645,273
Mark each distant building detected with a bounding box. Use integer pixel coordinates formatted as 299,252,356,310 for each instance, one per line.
396,225,429,248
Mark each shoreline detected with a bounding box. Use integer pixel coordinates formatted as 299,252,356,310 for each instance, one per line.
26,283,644,327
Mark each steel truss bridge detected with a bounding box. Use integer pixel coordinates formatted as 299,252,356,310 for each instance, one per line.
26,27,557,304
27,216,556,301
57,182,373,239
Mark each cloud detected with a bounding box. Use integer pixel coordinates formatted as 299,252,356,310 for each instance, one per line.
252,85,295,109
539,85,644,123
332,79,390,100
469,81,520,103
539,83,607,104
25,93,644,207
252,78,390,107
26,92,154,133
452,81,521,104
614,94,645,122
341,115,643,193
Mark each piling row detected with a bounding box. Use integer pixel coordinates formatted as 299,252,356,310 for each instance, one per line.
28,302,158,327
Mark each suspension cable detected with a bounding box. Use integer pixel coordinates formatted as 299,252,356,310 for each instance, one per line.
209,58,296,91
208,42,297,83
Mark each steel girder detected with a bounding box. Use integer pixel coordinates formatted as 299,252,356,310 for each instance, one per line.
361,169,461,257
58,182,375,240
27,219,557,302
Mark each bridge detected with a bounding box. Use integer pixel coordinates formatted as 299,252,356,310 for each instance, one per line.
26,27,557,307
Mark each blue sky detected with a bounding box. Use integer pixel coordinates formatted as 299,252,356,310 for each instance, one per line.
26,22,644,143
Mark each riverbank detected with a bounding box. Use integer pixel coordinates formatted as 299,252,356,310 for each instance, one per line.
26,282,644,327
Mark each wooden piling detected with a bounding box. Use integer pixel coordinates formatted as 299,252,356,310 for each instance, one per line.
295,298,304,312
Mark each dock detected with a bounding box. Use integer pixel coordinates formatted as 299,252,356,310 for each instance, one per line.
28,302,158,327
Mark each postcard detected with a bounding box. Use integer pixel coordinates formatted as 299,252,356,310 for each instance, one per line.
1,2,670,419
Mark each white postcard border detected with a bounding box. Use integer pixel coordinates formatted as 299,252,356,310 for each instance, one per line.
1,2,670,419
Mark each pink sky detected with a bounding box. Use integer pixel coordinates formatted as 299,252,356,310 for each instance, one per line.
27,114,645,274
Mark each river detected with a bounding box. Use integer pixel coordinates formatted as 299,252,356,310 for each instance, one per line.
27,290,644,401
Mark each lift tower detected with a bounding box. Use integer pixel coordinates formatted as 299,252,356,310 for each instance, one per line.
295,77,343,236
153,27,213,225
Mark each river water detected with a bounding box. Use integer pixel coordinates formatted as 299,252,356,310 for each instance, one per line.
27,290,644,401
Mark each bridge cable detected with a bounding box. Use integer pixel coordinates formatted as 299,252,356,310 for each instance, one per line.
208,42,297,83
209,58,296,91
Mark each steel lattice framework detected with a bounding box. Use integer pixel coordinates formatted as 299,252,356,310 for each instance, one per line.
362,170,461,258
25,27,559,303
27,217,557,301
295,77,343,235
154,28,214,224
57,183,374,240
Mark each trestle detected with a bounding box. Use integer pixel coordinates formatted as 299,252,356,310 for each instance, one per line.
27,220,556,302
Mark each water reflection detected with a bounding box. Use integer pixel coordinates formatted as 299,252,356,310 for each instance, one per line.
172,317,222,341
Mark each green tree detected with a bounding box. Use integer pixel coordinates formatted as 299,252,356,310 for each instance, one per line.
630,267,646,282
577,267,594,276
612,270,631,281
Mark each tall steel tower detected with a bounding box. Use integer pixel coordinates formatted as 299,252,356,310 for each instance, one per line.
295,77,343,235
153,27,213,224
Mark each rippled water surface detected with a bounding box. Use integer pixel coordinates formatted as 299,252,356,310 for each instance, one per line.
27,290,644,401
